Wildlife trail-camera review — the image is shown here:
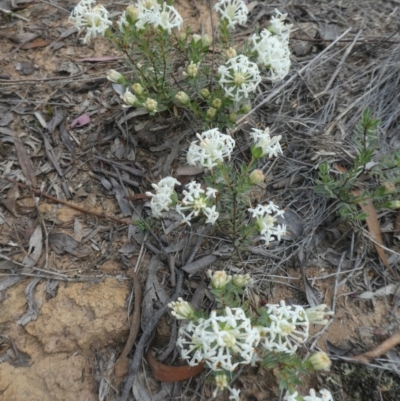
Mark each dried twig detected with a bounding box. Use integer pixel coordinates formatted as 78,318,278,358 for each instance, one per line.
119,269,183,401
114,272,142,383
351,331,400,364
1,176,131,225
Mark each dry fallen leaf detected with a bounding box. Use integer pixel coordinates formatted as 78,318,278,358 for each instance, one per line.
49,233,92,258
22,225,43,268
352,189,394,276
12,131,36,187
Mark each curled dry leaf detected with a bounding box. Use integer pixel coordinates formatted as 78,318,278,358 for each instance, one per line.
48,232,92,258
146,351,204,382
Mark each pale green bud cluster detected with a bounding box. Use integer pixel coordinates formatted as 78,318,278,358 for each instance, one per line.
207,270,231,289
175,91,190,105
306,351,332,371
187,61,199,78
168,297,195,320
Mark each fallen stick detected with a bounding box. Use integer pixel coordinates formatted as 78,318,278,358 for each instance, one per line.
351,331,400,364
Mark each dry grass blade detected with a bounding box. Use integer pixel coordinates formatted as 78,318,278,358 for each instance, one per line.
12,132,36,187
352,189,394,276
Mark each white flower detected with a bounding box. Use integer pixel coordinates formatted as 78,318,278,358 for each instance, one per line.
319,389,334,401
145,176,180,217
283,391,299,401
118,10,129,32
303,389,329,401
269,9,292,42
206,187,218,199
187,128,235,169
177,307,260,372
218,55,261,102
250,127,282,158
204,205,219,224
168,298,195,320
153,2,183,32
176,181,219,225
248,203,285,245
258,300,309,353
305,304,334,325
69,0,112,43
214,0,248,29
251,29,291,81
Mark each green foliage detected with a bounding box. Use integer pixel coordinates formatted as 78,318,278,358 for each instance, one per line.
263,351,307,392
314,110,400,220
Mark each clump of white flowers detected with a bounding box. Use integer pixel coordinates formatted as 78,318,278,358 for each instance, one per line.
171,273,335,401
69,0,112,43
187,128,236,169
251,9,292,81
145,176,180,217
248,202,286,245
218,55,261,102
214,0,248,30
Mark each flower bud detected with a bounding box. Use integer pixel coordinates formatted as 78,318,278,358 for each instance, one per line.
121,90,138,106
206,107,216,119
202,34,212,47
228,113,237,123
168,297,195,320
249,169,265,185
382,182,395,194
225,47,237,59
175,91,190,105
305,304,334,325
187,61,198,78
126,5,140,23
131,83,143,95
191,34,201,43
212,98,222,109
200,88,210,99
107,69,125,84
306,351,332,371
178,32,187,41
232,274,253,287
239,104,251,114
388,201,400,209
207,270,232,289
213,373,229,396
144,98,158,113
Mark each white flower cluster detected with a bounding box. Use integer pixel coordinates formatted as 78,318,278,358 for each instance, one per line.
177,307,260,371
259,301,334,355
259,300,309,354
251,9,292,81
284,389,334,401
69,0,112,43
121,0,183,32
145,176,180,217
187,128,236,169
176,181,219,225
218,55,261,102
248,202,286,245
213,0,248,30
214,373,241,401
250,127,282,158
